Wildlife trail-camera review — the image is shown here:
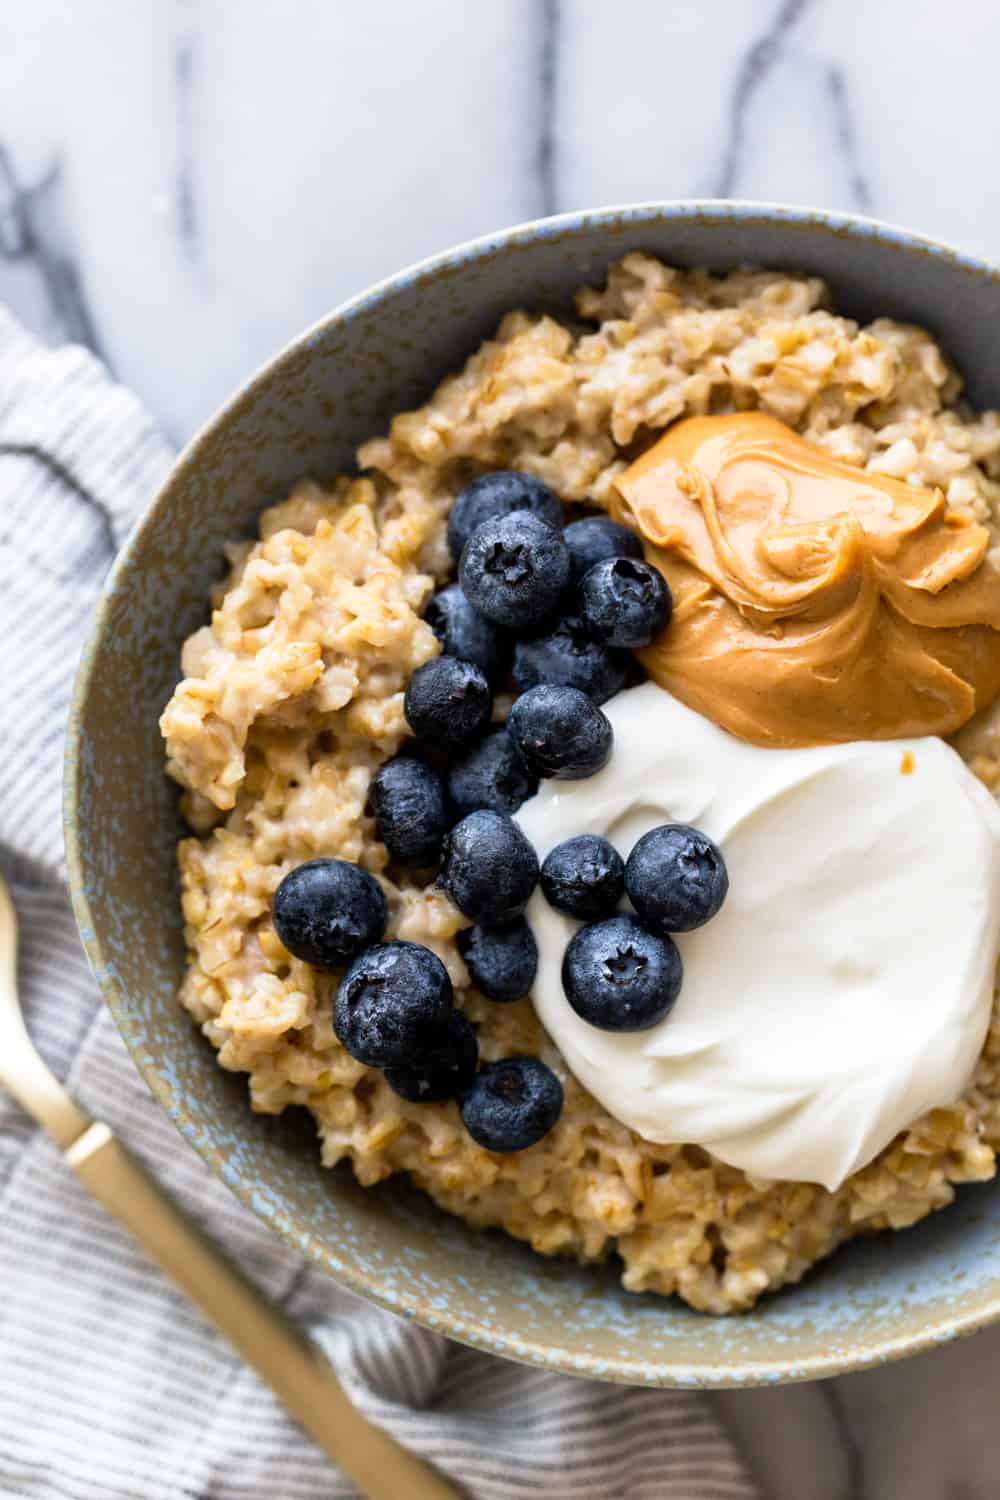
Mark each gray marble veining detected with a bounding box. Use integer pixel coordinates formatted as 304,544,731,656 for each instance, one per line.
1,0,996,439
6,0,999,444
0,145,102,355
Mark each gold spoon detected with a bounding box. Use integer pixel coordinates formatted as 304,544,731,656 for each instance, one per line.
0,872,459,1500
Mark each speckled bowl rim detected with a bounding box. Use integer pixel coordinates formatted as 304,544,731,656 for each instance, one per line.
64,199,1000,1387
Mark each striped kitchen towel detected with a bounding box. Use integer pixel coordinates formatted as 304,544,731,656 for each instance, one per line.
0,305,759,1500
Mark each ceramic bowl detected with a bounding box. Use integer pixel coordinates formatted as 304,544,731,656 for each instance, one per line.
65,202,1000,1386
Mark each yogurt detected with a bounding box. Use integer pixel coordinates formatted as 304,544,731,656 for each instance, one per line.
516,683,1000,1189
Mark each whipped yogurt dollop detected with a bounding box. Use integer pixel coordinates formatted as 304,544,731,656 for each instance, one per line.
516,684,1000,1189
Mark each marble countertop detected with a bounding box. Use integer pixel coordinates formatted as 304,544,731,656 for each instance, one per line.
5,0,1000,446
5,2,1000,1495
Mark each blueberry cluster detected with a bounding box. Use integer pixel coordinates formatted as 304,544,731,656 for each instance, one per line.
272,854,560,1152
551,824,729,1031
272,471,676,1155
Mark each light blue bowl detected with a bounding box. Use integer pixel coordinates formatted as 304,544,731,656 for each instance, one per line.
65,201,1000,1386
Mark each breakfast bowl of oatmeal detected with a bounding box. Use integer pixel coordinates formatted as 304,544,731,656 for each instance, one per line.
65,202,1000,1385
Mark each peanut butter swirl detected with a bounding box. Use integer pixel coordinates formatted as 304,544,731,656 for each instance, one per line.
611,413,1000,747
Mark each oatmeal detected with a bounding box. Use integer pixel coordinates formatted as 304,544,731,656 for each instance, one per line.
161,255,1000,1314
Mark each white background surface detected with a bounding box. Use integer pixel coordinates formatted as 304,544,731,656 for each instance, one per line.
5,2,1000,1494
6,0,1000,447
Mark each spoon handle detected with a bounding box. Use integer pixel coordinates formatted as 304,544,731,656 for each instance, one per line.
66,1120,460,1500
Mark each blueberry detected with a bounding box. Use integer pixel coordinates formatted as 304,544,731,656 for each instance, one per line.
579,557,672,648
459,512,570,629
460,1056,563,1152
562,914,682,1032
384,1010,479,1102
506,685,612,781
448,470,563,560
439,809,539,925
625,823,729,933
563,516,644,582
404,655,492,750
334,940,453,1067
424,584,509,683
273,859,387,969
540,834,625,920
458,918,538,1003
447,730,538,818
512,613,629,704
369,755,448,867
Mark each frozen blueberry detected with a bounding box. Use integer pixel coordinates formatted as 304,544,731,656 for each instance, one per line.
540,834,625,921
404,655,493,750
460,1056,563,1152
447,470,563,560
579,557,672,649
459,512,570,629
506,685,612,781
368,755,448,867
383,1010,479,1102
334,940,453,1067
424,583,509,684
273,859,387,969
562,914,682,1032
511,613,629,704
458,918,538,1003
439,809,539,925
625,823,729,933
563,515,644,582
447,730,538,818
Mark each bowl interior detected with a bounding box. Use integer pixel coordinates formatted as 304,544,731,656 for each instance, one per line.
66,203,1000,1385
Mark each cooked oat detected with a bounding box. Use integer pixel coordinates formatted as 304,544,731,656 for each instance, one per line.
161,255,1000,1313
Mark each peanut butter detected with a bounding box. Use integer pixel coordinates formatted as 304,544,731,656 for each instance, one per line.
611,412,1000,747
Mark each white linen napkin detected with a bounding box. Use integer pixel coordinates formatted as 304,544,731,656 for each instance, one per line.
0,307,759,1500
